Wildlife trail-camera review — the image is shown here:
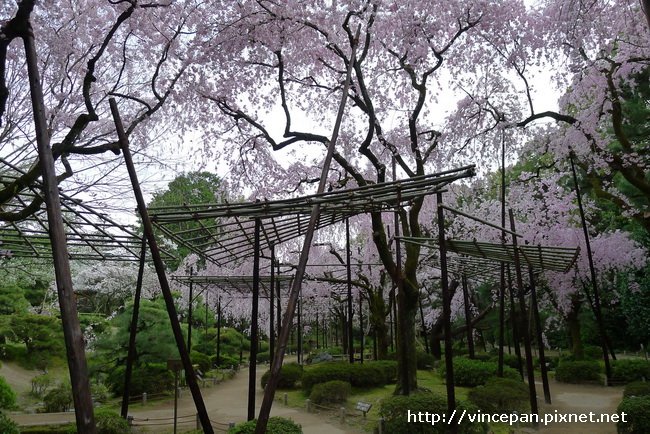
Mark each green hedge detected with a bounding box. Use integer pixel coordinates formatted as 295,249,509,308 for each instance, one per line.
555,360,602,383
439,357,520,387
379,392,488,434
309,380,351,405
301,362,388,393
229,416,302,434
95,408,130,434
371,360,398,383
468,377,530,413
617,396,650,434
624,381,650,398
0,412,19,434
261,363,303,389
190,350,212,372
612,360,650,383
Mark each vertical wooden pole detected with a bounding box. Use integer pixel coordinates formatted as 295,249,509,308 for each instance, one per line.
24,21,96,433
507,265,524,379
256,29,359,433
418,295,430,354
216,295,222,365
248,217,261,420
529,268,551,404
110,98,213,434
437,193,456,429
270,246,275,367
509,210,538,421
346,217,354,364
498,133,507,377
359,293,364,364
188,267,193,353
462,275,475,359
122,238,147,419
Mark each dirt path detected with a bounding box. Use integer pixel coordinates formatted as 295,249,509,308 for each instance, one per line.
0,361,39,396
9,363,361,434
517,378,623,434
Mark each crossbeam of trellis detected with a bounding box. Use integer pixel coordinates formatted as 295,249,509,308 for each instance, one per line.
172,274,293,297
0,173,171,261
148,165,476,265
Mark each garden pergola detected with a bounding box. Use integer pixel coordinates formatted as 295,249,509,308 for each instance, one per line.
143,165,476,422
399,204,581,419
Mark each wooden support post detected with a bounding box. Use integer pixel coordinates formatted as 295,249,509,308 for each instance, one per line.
462,275,475,359
507,265,524,379
255,28,359,434
509,209,538,421
110,98,213,434
529,268,551,404
216,295,222,365
437,193,456,430
188,267,193,353
270,246,275,366
122,238,147,418
359,293,364,363
24,19,96,433
248,217,261,421
346,217,354,364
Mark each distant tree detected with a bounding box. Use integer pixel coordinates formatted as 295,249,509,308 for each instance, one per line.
93,298,183,366
148,171,226,270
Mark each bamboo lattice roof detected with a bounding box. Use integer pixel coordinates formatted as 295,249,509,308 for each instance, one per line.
400,236,580,281
0,172,172,262
148,166,475,265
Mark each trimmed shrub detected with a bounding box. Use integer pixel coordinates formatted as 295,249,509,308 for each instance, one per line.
617,396,650,434
309,380,351,405
583,345,603,360
190,350,212,372
555,360,602,383
468,377,530,413
371,360,398,384
106,363,173,397
417,351,435,370
43,383,72,413
261,363,303,389
379,391,488,434
612,359,650,383
31,373,54,398
255,351,270,364
301,362,387,393
534,355,559,371
0,376,16,410
228,416,302,434
439,357,520,387
95,408,130,434
624,381,650,398
214,354,240,369
0,411,19,434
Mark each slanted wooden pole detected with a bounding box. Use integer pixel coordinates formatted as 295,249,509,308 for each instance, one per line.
270,245,276,367
122,238,147,419
188,266,194,353
255,28,359,434
110,98,213,434
569,153,612,383
24,16,96,433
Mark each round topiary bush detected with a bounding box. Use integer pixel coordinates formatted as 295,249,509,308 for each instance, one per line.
301,362,387,393
555,360,602,383
43,382,73,412
617,396,650,434
612,360,650,384
0,376,17,410
261,362,303,389
95,408,130,434
379,391,488,434
623,381,650,398
228,416,302,434
190,350,212,372
309,380,351,405
370,360,398,384
468,377,530,414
